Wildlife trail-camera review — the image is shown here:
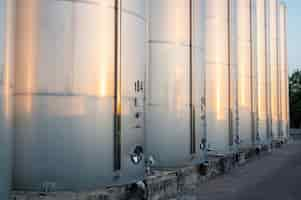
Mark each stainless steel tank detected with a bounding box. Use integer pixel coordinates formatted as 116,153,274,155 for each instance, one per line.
146,0,206,168
284,3,289,140
234,0,254,149
265,0,273,144
229,0,240,152
266,0,281,141
14,0,146,191
205,0,232,154
255,0,270,146
0,0,14,199
251,0,259,148
279,3,289,140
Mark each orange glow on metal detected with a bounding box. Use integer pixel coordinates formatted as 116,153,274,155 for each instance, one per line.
2,0,12,119
98,49,110,97
216,67,222,120
269,0,280,123
214,29,222,120
99,78,107,97
257,1,266,120
117,95,121,115
239,61,246,108
4,40,10,120
97,8,114,98
174,2,187,44
280,4,288,124
237,2,250,110
216,80,222,120
24,0,38,113
271,64,278,120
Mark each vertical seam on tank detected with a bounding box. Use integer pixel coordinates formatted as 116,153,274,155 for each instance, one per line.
284,6,287,132
269,0,273,139
253,0,259,144
285,5,288,135
264,0,270,141
189,0,196,154
118,0,122,165
276,1,282,138
228,0,233,147
276,1,279,138
145,0,149,147
279,2,282,138
283,5,287,135
114,0,122,171
255,0,258,143
250,0,253,144
274,1,278,138
255,0,259,143
250,0,255,145
284,6,289,133
284,6,287,133
203,1,207,150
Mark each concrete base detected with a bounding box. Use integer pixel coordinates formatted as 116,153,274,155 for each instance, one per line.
11,146,272,200
145,170,178,200
177,166,201,193
12,185,141,200
205,154,237,177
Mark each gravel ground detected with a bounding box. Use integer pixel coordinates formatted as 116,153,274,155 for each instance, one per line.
174,141,301,200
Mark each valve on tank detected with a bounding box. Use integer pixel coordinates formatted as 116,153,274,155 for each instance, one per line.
130,145,144,165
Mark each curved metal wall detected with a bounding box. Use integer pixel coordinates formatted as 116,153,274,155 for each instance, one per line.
251,0,259,147
284,3,289,140
256,0,269,145
267,0,281,140
229,0,239,151
14,0,146,191
235,0,253,149
146,0,205,167
205,0,231,153
192,0,207,159
0,0,14,199
265,0,273,143
279,3,288,140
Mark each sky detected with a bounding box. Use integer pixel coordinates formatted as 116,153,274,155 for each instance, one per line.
286,0,301,74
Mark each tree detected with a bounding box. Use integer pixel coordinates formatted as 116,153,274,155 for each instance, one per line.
289,69,301,128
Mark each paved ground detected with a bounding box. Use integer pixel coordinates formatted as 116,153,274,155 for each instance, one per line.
177,141,301,200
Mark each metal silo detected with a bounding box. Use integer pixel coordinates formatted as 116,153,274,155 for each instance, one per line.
0,0,14,199
255,0,270,146
279,3,289,140
266,0,281,141
265,0,273,144
14,0,146,191
229,0,240,152
205,0,233,154
146,0,206,168
251,0,259,148
233,0,254,150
